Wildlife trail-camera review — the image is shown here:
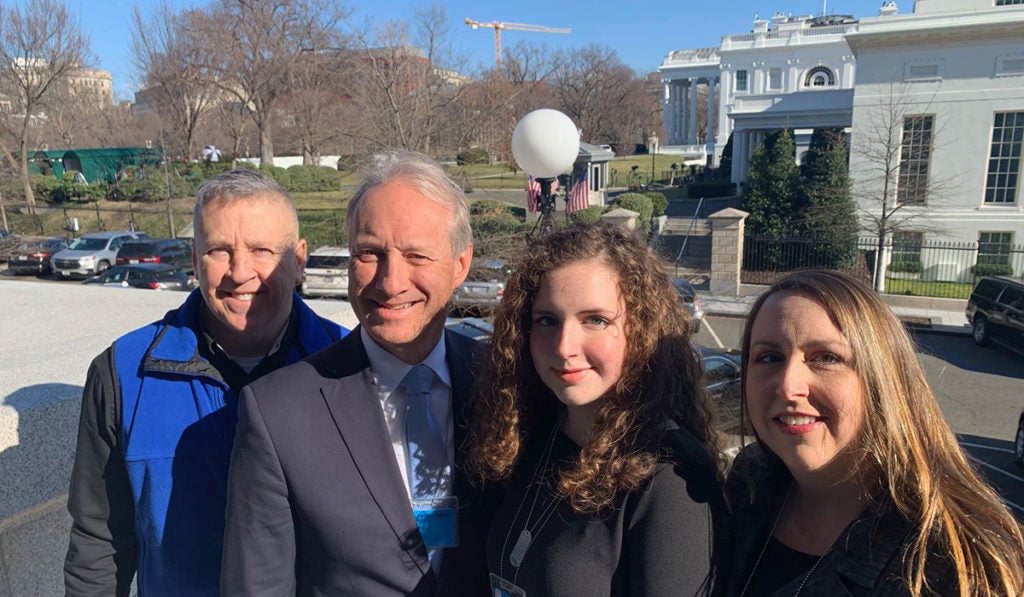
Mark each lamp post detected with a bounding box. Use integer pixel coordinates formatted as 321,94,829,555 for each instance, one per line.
511,109,580,236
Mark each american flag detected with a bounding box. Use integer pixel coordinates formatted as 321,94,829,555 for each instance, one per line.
526,176,558,213
566,170,589,214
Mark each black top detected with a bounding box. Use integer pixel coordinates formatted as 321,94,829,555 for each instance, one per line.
486,424,719,597
740,537,820,597
720,444,959,597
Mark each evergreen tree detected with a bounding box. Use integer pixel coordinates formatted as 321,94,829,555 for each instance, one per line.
741,129,804,238
799,128,859,268
718,133,733,180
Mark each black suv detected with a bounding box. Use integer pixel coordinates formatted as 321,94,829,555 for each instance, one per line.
116,238,193,272
965,276,1024,356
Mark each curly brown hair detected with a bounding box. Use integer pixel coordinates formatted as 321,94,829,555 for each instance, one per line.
466,223,720,514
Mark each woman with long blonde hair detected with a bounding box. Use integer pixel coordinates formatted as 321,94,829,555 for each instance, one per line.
723,269,1023,596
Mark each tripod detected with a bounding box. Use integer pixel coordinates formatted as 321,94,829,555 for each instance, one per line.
535,177,558,237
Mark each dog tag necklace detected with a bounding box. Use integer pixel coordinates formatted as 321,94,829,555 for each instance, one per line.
500,421,561,576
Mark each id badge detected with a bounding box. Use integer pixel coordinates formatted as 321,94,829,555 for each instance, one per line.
489,572,526,597
412,496,458,548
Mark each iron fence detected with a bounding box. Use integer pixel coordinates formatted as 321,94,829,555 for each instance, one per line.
742,235,1024,299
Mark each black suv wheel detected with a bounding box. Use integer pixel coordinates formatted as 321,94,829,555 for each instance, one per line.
1015,416,1024,467
972,317,990,346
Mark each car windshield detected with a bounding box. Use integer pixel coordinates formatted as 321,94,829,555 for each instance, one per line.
155,270,185,281
465,261,509,283
15,241,47,251
119,242,156,256
69,238,108,251
307,255,349,268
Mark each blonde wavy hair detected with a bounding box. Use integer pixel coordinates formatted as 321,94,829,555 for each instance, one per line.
466,223,720,514
739,270,1024,596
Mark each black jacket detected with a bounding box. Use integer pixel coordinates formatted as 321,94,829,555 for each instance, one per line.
719,444,957,596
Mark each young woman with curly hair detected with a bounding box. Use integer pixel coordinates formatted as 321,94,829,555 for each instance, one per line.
723,269,1024,596
467,223,725,597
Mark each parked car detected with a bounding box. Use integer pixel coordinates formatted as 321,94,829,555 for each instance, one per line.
451,259,511,315
444,317,495,341
1016,404,1024,467
52,230,148,279
301,246,350,298
6,237,70,275
965,276,1024,357
696,344,743,433
82,263,196,291
672,278,706,332
116,238,193,272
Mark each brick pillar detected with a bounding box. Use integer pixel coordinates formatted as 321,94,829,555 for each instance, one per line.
709,207,748,296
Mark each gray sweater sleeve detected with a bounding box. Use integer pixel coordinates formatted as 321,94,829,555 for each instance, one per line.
64,348,137,597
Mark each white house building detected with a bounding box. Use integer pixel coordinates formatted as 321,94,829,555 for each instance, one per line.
659,0,1024,279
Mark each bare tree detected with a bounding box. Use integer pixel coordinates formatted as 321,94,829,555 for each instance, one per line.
199,0,347,165
342,4,466,155
502,41,555,86
849,80,960,289
275,49,349,164
130,4,219,161
447,77,553,159
213,100,255,161
549,45,654,149
42,87,119,150
0,0,91,213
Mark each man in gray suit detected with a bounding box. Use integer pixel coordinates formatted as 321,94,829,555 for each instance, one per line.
222,152,493,596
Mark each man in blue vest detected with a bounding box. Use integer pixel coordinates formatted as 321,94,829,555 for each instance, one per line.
63,169,347,596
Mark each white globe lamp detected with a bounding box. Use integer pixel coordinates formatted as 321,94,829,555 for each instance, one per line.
511,109,580,178
511,109,580,234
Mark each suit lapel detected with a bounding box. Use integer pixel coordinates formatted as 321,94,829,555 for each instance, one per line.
319,331,431,575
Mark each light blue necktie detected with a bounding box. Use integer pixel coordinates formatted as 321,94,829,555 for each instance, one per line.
403,364,450,500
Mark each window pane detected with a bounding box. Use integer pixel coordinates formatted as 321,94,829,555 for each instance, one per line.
897,116,933,205
984,112,1024,204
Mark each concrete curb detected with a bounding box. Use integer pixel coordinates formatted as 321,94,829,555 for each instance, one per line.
698,292,970,337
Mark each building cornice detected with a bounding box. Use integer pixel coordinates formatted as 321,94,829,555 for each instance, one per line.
846,8,1024,53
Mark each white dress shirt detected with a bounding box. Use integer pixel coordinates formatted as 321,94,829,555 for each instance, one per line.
359,326,454,501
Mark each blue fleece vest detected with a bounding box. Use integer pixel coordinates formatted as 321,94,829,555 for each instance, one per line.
113,290,345,596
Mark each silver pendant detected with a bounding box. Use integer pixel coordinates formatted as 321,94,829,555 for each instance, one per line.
509,529,532,567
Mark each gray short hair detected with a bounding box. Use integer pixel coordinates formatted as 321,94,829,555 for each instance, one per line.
347,151,472,256
192,169,298,239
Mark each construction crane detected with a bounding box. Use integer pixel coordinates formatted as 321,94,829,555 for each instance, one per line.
464,18,571,69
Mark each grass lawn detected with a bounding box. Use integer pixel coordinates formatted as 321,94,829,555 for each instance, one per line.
884,277,974,299
449,155,699,191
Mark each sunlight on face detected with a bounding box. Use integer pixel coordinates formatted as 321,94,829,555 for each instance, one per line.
193,194,305,356
347,180,471,364
529,259,628,416
745,291,866,482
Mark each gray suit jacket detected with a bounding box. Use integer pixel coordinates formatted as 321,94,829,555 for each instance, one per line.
221,327,493,596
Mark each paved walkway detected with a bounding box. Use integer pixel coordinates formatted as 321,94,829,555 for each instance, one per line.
700,290,970,335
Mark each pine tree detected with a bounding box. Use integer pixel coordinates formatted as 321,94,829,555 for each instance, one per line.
741,129,804,238
799,128,859,268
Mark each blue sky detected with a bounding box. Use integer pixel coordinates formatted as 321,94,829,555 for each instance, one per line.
71,0,871,101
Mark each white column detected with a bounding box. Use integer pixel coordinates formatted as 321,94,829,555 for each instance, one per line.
706,78,716,145
692,77,700,144
732,130,747,185
662,81,672,145
672,82,682,143
718,70,732,149
676,82,684,144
